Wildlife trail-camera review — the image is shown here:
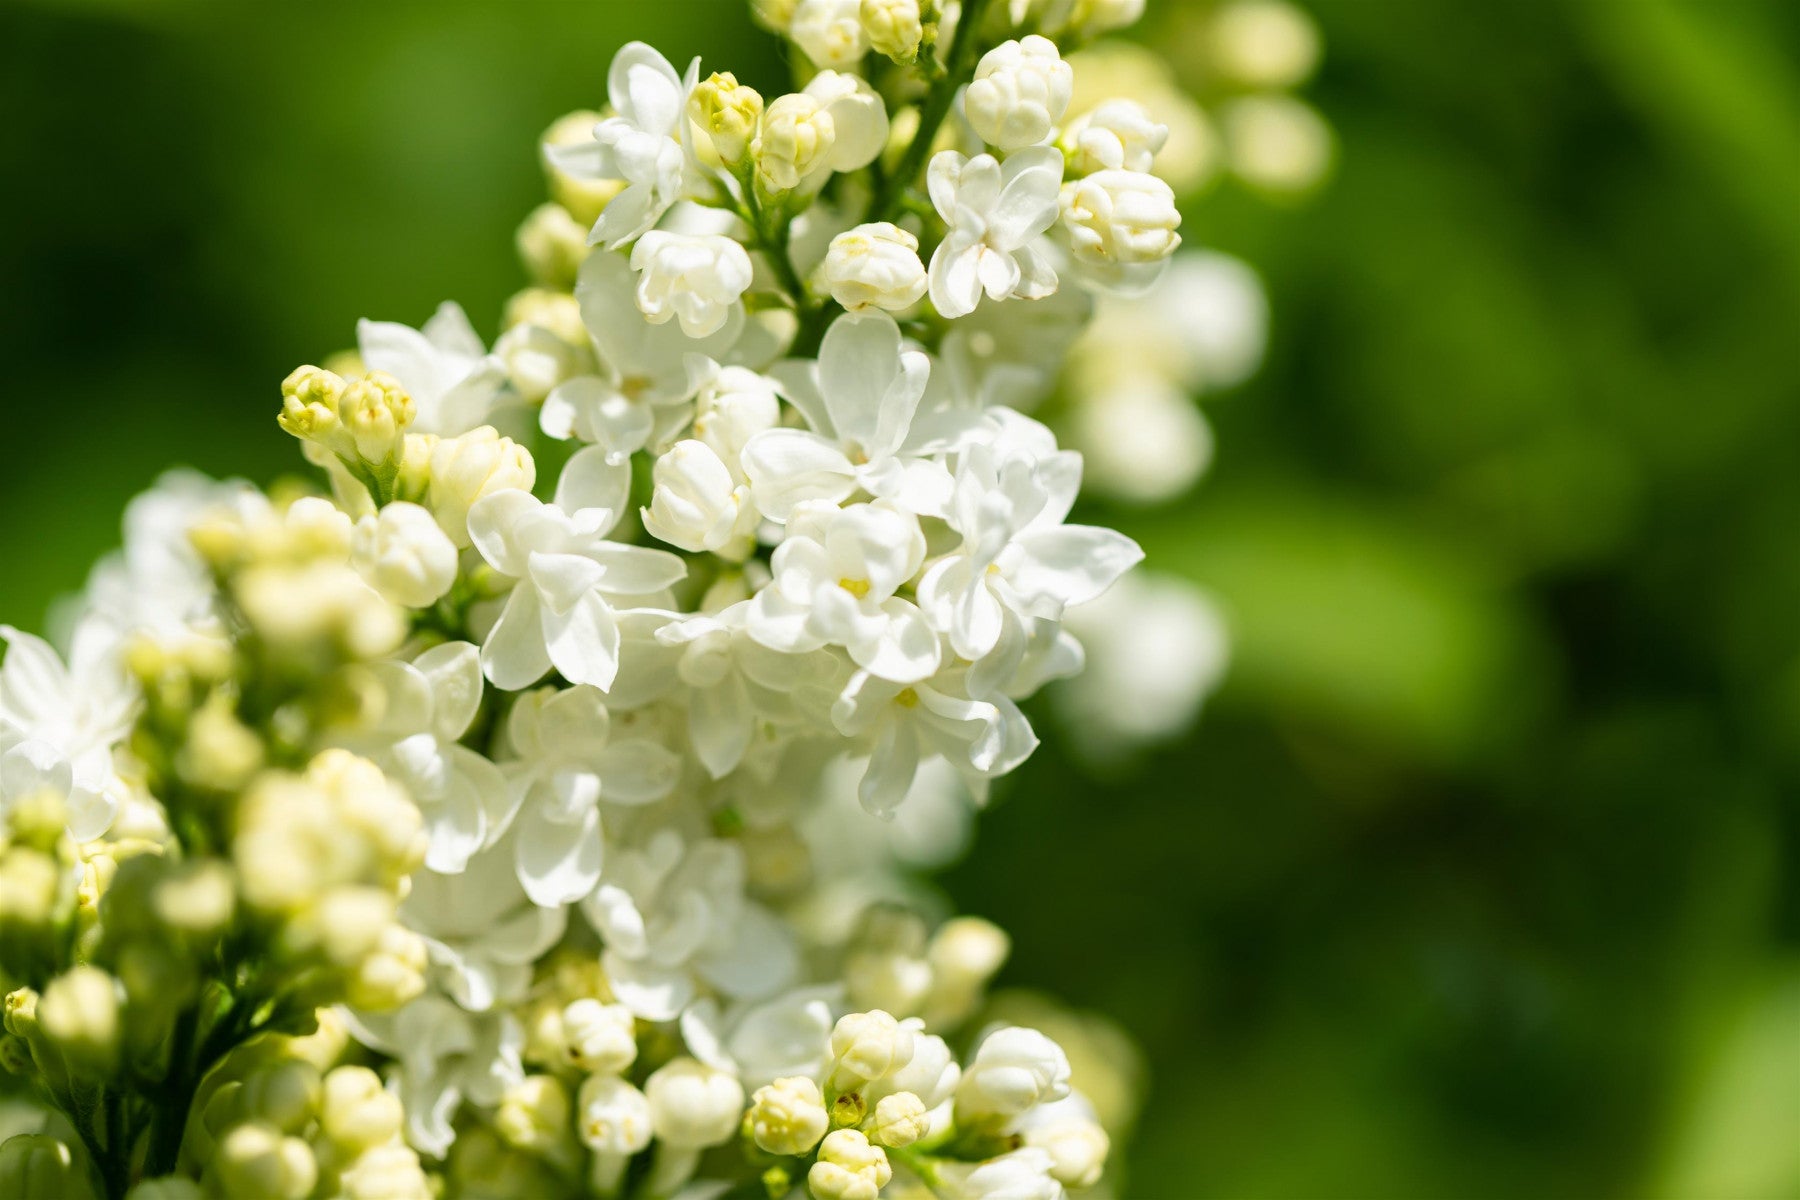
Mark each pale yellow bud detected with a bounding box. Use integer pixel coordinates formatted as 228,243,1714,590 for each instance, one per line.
283,1007,351,1072
213,1122,317,1200
827,1010,914,1091
748,1076,829,1156
238,1059,322,1134
278,365,346,445
807,1129,891,1200
153,862,236,938
344,921,429,1012
339,371,416,463
755,94,835,194
560,999,637,1074
751,0,797,32
1027,1115,1111,1188
860,0,923,62
496,1075,573,1155
0,1135,95,1200
319,1065,404,1153
866,1091,929,1148
503,288,588,347
691,72,765,167
516,202,590,290
0,847,60,928
339,1144,432,1200
175,699,264,793
428,426,537,547
541,110,625,227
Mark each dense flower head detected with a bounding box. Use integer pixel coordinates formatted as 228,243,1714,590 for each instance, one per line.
0,0,1316,1191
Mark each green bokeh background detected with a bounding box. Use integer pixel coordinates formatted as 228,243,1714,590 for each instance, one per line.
4,0,1799,1195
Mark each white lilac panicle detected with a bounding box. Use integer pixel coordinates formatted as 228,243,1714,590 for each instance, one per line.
0,0,1300,1190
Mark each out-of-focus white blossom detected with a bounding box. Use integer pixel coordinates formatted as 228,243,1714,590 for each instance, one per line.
789,0,868,67
351,502,458,609
358,303,508,438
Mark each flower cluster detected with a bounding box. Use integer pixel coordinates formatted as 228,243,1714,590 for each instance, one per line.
0,0,1313,1194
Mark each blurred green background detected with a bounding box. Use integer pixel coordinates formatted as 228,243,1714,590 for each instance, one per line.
3,0,1799,1196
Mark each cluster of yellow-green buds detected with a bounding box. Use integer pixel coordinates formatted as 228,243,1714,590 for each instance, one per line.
278,366,417,506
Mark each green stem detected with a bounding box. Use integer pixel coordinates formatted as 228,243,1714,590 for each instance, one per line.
869,0,995,225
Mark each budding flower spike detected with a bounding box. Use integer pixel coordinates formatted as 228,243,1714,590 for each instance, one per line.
0,0,1311,1193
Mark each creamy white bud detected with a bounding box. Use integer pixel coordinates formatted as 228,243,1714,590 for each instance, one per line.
954,1027,1072,1127
748,1075,830,1156
642,441,751,555
1059,169,1182,292
630,232,755,339
803,72,891,175
1063,99,1169,175
1065,0,1145,39
427,426,536,547
351,502,458,608
38,966,120,1068
790,0,869,67
496,1075,573,1155
645,1057,745,1149
692,368,781,466
576,1074,654,1155
822,223,928,313
808,1129,892,1200
860,0,923,61
561,999,638,1074
515,202,589,289
827,1010,915,1091
338,1144,431,1200
756,94,835,193
965,36,1072,150
867,1091,929,1148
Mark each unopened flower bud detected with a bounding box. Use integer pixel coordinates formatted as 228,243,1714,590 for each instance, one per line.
642,440,749,555
954,1027,1072,1127
339,1144,432,1200
278,366,347,448
1059,169,1182,291
822,223,928,313
338,372,415,463
828,1010,914,1091
428,426,537,547
1065,0,1145,39
756,94,835,194
965,36,1072,151
560,999,637,1074
575,1074,654,1155
867,1091,929,1148
541,110,625,227
790,0,868,67
496,1074,573,1156
239,1059,322,1135
1026,1114,1111,1188
748,1076,829,1156
807,1129,891,1200
38,966,120,1071
0,1135,95,1200
0,847,60,929
645,1057,745,1149
515,202,589,290
344,922,428,1012
860,0,923,62
319,1065,403,1153
352,501,459,608
213,1123,317,1200
691,72,765,166
1062,99,1169,175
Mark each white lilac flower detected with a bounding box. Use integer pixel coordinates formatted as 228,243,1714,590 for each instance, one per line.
1057,168,1183,293
352,641,510,874
629,232,754,338
927,148,1064,319
964,35,1073,151
741,312,954,521
829,666,1034,817
541,251,741,475
399,839,567,1013
744,500,940,685
500,684,680,907
344,997,524,1158
917,437,1143,680
467,488,686,692
583,827,798,1020
544,42,700,248
357,302,508,437
820,222,929,313
641,440,757,556
0,619,136,842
